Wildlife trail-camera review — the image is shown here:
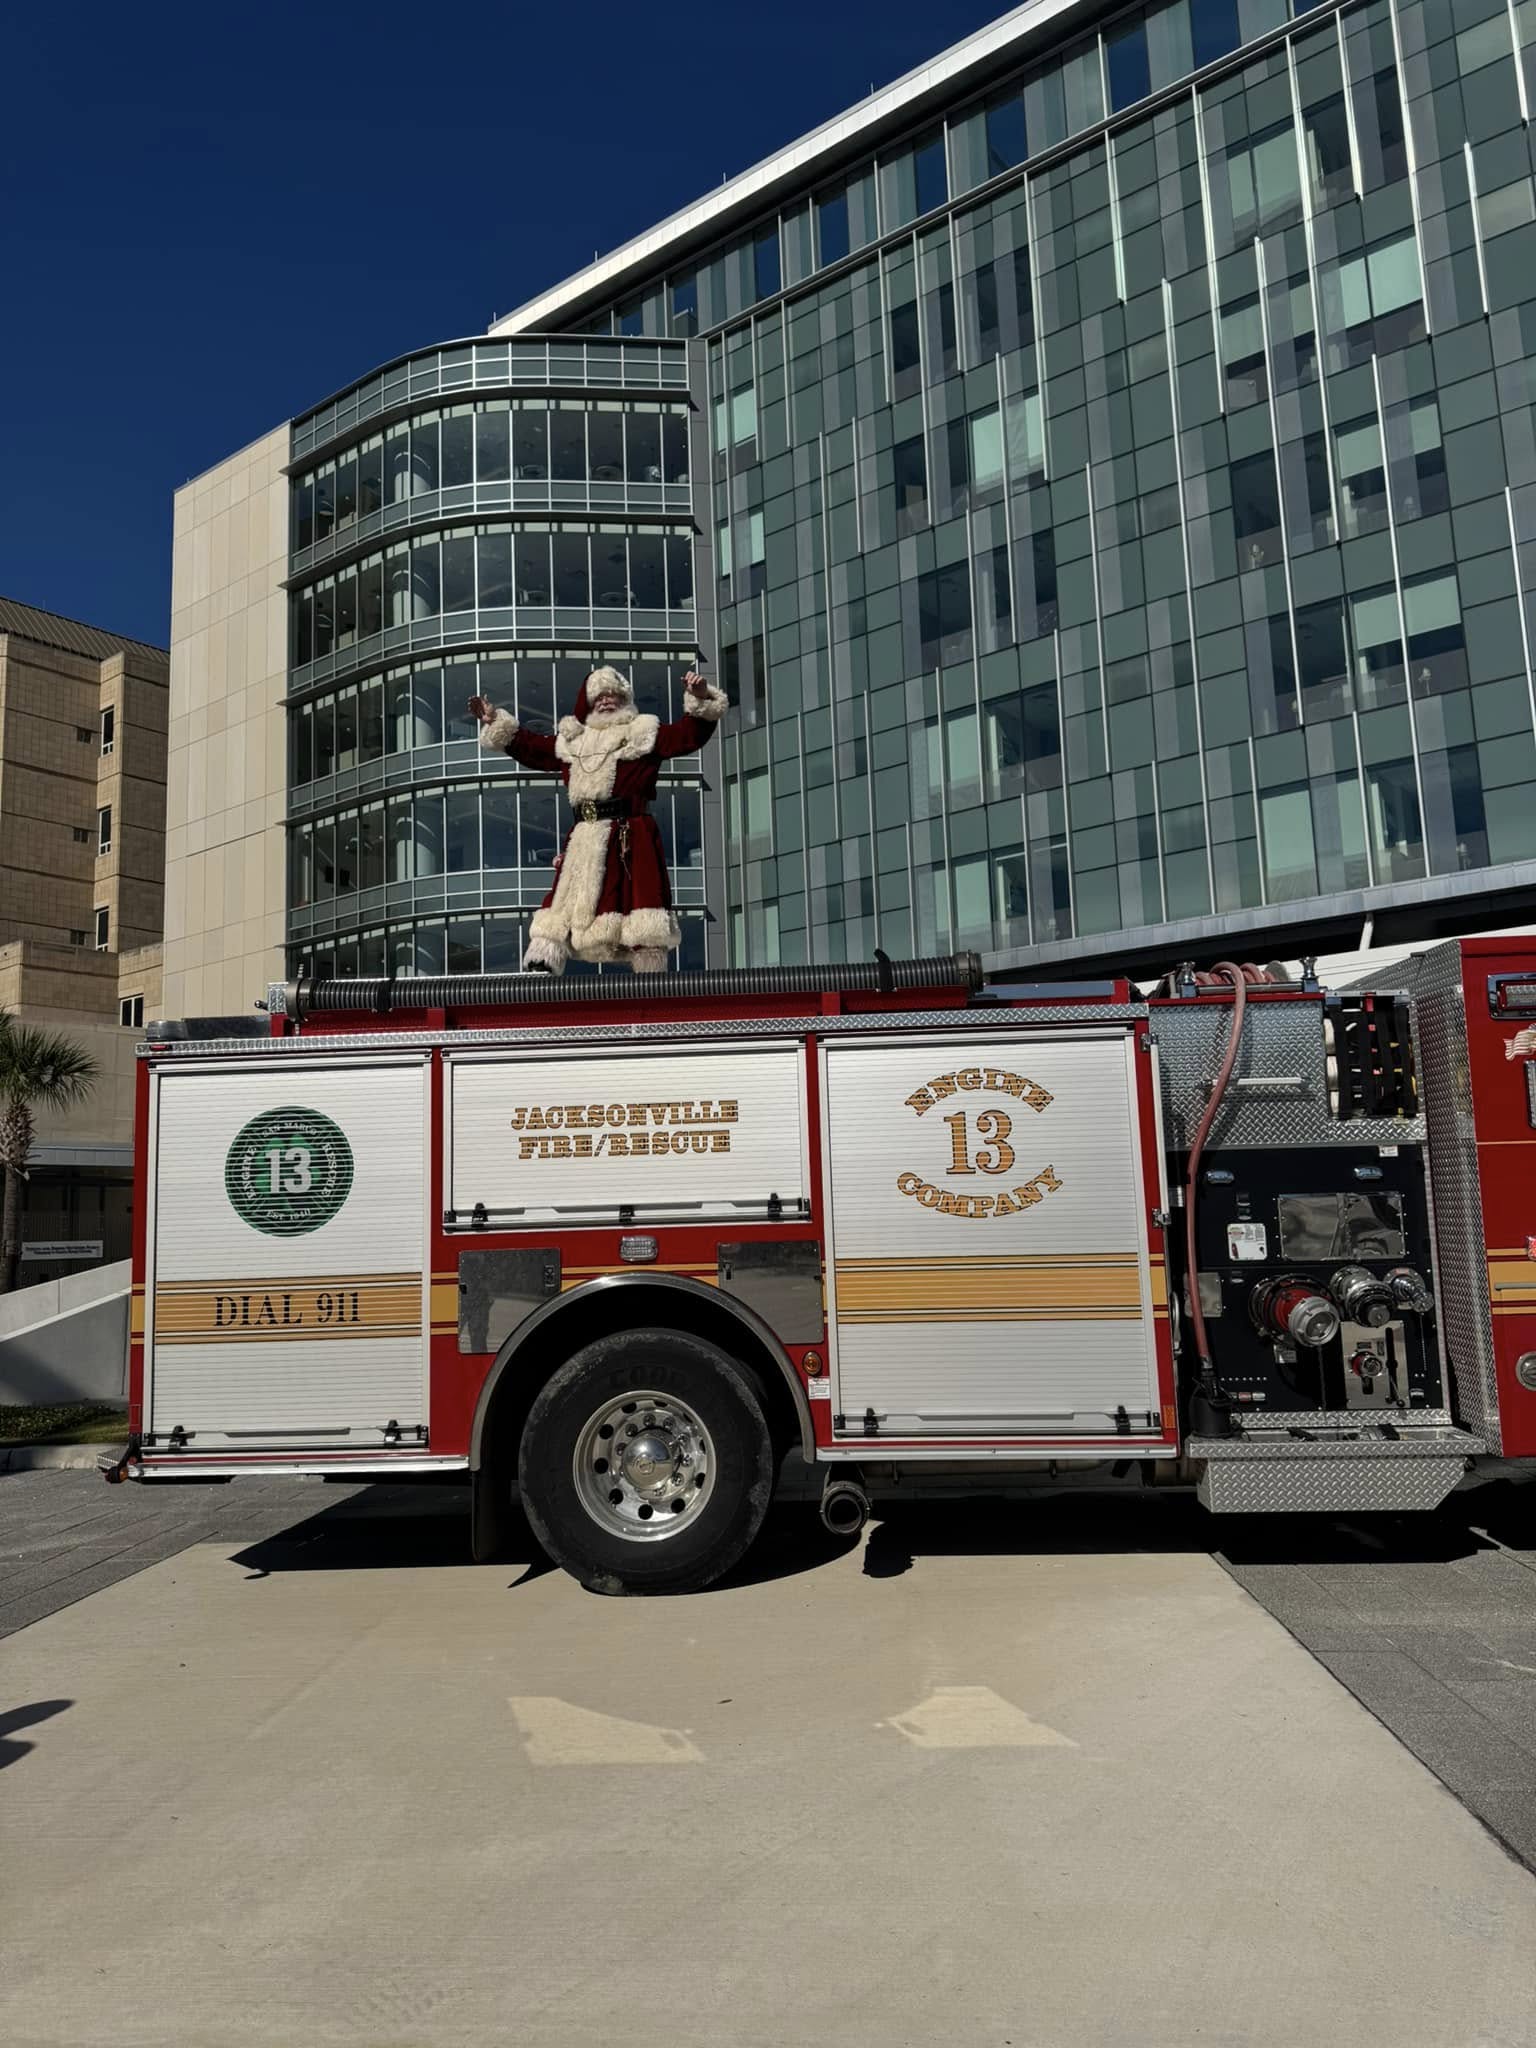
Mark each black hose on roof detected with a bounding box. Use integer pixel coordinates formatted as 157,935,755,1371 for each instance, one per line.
287,953,983,1018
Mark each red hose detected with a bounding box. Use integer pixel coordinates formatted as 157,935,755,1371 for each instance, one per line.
1184,961,1249,1382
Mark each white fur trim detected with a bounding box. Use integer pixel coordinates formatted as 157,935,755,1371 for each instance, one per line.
628,947,669,974
479,708,519,752
555,713,660,801
534,817,612,946
684,682,728,723
570,911,625,963
620,906,680,950
522,934,567,973
587,665,633,701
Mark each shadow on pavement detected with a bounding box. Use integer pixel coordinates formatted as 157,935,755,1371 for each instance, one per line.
227,1474,1528,1593
0,1699,72,1770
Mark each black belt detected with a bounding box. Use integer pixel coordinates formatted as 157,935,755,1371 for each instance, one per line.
568,796,640,823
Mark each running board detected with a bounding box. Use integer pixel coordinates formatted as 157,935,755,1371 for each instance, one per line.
1189,1424,1483,1514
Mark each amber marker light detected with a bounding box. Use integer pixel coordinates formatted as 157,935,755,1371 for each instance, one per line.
803,1350,826,1377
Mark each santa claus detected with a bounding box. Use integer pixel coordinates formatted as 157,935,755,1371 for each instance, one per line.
468,666,727,973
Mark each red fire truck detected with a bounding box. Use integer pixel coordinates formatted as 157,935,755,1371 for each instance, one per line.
114,937,1536,1592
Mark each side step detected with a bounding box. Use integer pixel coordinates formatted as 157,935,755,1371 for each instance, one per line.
1188,1421,1483,1514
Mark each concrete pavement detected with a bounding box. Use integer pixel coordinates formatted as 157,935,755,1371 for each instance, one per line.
1,1479,1534,2047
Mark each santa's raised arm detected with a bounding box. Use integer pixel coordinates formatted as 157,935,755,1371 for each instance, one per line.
469,666,727,975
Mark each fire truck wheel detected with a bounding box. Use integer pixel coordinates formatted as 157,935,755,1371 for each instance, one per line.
517,1328,774,1594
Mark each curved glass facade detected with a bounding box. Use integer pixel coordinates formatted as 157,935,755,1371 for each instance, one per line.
285,338,719,979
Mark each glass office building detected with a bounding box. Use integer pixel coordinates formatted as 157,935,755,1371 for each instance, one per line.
278,0,1536,982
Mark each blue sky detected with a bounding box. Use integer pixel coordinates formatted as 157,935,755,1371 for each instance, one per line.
1,0,1004,646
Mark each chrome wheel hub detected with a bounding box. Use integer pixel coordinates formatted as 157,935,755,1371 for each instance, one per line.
573,1389,716,1542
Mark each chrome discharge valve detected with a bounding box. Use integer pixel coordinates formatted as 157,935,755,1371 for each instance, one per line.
1385,1266,1433,1315
1250,1278,1341,1349
1329,1265,1394,1328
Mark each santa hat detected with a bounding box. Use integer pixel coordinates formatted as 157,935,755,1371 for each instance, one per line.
572,666,634,721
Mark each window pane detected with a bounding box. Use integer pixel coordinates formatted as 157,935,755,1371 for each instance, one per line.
894,434,927,530
552,532,590,605
1368,233,1421,315
1191,0,1240,69
626,411,662,481
662,413,689,481
440,413,473,488
817,185,850,266
621,533,660,608
483,784,518,869
550,409,586,479
970,407,1004,490
587,411,624,480
445,789,479,873
754,227,781,300
665,534,694,608
475,410,510,482
516,533,550,603
592,538,627,607
447,922,482,974
477,533,513,609
1107,20,1151,109
514,410,549,479
441,534,475,613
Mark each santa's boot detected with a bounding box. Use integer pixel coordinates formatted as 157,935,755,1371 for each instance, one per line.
628,947,669,975
522,934,568,975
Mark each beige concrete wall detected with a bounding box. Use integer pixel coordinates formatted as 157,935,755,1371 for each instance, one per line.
0,942,145,1152
165,424,290,1018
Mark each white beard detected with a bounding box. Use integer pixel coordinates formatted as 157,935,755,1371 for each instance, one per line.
555,711,660,802
583,702,634,729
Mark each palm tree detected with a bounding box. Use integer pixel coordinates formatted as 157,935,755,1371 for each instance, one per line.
0,1014,100,1293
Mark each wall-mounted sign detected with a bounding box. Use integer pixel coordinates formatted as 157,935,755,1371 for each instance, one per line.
21,1241,104,1261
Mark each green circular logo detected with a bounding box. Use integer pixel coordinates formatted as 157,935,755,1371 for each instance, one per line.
224,1106,354,1237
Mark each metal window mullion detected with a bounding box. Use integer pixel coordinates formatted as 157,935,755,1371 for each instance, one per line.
1463,142,1492,318
1504,486,1536,740
1192,89,1227,415
1083,461,1109,733
1254,235,1307,732
1371,352,1432,877
1023,173,1050,477
1288,35,1343,547
796,704,813,959
1161,278,1217,911
1051,623,1078,936
1512,0,1533,124
1107,129,1128,304
1384,0,1432,336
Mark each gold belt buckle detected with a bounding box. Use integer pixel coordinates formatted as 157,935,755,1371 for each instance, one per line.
578,800,597,823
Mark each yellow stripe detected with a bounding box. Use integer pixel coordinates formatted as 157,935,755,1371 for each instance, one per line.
838,1309,1145,1324
429,1282,458,1324
130,1296,145,1336
835,1258,1143,1319
834,1252,1136,1269
154,1274,421,1345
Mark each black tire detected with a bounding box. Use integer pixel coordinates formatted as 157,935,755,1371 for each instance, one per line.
517,1327,774,1594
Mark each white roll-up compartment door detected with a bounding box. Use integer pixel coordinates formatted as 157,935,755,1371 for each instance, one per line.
447,1042,807,1225
821,1030,1161,1438
146,1057,430,1447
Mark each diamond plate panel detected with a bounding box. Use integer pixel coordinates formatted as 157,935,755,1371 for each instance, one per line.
1154,1001,1424,1152
1408,941,1501,1450
1192,1429,1479,1513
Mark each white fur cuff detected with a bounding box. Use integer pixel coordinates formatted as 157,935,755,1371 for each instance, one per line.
478,708,519,752
685,682,728,723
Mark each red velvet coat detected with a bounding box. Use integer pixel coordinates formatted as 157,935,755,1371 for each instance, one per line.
483,691,724,963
